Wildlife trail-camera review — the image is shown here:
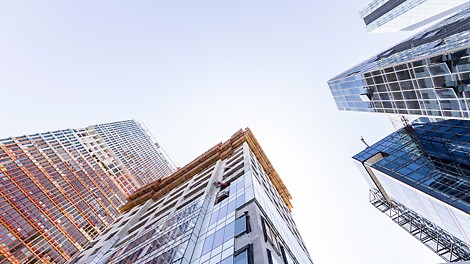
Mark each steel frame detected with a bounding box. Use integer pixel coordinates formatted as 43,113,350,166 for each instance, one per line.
369,189,470,262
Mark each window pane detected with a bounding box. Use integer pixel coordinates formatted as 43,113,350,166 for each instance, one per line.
224,221,235,242
213,228,225,248
218,205,228,221
235,216,247,236
227,200,236,214
202,234,214,255
428,63,450,75
234,250,248,264
220,256,234,264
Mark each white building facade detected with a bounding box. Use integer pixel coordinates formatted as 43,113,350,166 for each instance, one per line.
69,129,313,264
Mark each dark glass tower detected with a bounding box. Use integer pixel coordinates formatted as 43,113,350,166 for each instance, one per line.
328,7,470,119
353,119,470,261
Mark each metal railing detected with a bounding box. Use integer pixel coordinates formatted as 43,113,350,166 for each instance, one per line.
369,189,470,262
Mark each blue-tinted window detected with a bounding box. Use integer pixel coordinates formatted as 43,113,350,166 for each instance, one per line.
224,221,235,242
218,205,228,221
213,228,225,248
236,180,244,192
202,234,214,255
235,215,248,237
227,200,236,213
234,250,248,264
236,194,245,207
219,256,233,264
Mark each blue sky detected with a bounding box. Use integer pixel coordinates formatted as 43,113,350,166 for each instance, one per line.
0,1,443,263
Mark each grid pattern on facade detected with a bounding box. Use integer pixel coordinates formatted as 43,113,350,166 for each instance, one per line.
75,127,139,197
195,164,251,264
91,121,176,188
69,130,314,264
112,198,205,264
353,120,470,214
0,130,124,264
248,148,312,264
370,190,470,262
359,0,470,33
329,7,470,118
362,0,407,25
360,0,404,17
70,152,220,264
0,120,175,264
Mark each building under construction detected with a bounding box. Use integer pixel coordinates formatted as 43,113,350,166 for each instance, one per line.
69,128,314,264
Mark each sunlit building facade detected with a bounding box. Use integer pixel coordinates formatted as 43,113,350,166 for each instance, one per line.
77,121,175,195
329,7,470,119
353,119,470,262
360,0,470,33
0,120,175,264
69,128,314,264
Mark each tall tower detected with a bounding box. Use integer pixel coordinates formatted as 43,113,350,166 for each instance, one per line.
361,0,470,33
77,120,175,195
0,120,175,264
329,2,470,262
329,7,470,119
353,119,470,261
69,128,314,264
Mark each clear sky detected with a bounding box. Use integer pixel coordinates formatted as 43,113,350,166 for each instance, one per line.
0,1,444,263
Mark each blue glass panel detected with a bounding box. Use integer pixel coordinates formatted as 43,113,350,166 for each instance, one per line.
218,205,228,221
354,119,470,213
219,256,234,264
234,216,247,236
236,194,245,208
227,200,236,214
234,250,248,264
236,180,244,192
202,234,214,255
210,210,219,225
224,221,235,242
213,228,225,248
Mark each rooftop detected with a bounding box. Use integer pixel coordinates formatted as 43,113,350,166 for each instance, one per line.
120,128,293,212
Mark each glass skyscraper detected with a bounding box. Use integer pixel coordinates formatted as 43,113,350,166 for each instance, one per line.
353,120,470,261
329,7,470,119
0,120,175,264
360,0,470,33
77,120,175,195
69,128,314,264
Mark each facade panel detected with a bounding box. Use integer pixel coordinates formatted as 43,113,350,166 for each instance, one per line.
329,8,470,119
0,120,175,263
360,0,470,33
353,120,470,261
69,129,314,264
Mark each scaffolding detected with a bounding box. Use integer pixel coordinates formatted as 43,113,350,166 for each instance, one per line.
369,189,470,262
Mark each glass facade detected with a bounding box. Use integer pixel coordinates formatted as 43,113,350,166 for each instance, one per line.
329,7,470,119
369,189,470,261
0,120,175,264
90,121,175,188
353,120,470,260
360,0,470,33
69,129,314,264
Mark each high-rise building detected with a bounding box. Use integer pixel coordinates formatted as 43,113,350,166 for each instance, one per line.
76,120,175,195
0,120,175,264
353,119,470,262
360,0,470,33
69,128,314,264
328,7,470,119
